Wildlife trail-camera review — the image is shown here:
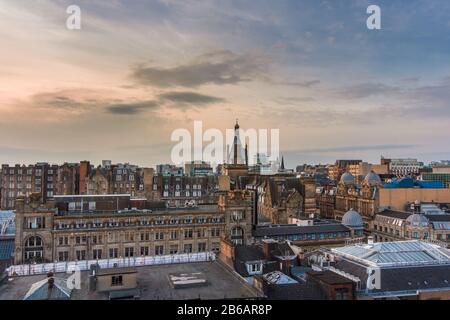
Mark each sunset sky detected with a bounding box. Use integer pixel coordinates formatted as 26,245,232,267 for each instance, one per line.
1,0,450,168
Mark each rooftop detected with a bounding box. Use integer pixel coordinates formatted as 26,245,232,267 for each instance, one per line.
0,261,261,300
332,240,450,267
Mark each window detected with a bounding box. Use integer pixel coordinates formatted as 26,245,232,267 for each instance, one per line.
155,232,164,240
111,276,123,286
93,249,102,259
247,263,262,274
212,242,220,253
197,229,206,238
140,232,150,241
25,236,42,247
184,244,193,253
170,230,178,240
155,245,164,255
232,211,244,221
125,247,134,257
169,245,178,254
124,232,134,242
198,243,207,252
58,251,69,262
211,228,221,237
58,237,69,246
184,229,193,239
109,248,119,258
26,217,45,229
76,250,86,261
140,246,149,256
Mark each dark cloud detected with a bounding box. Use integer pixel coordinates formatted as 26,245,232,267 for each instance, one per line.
31,92,85,110
130,49,268,88
158,91,225,105
105,100,160,114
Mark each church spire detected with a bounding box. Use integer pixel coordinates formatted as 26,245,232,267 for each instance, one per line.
280,155,285,170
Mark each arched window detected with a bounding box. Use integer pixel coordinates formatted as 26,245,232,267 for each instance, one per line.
24,236,44,262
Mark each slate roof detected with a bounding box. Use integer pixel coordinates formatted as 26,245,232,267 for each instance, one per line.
233,243,295,277
307,270,355,285
23,277,72,300
376,265,450,293
376,209,411,220
265,281,328,300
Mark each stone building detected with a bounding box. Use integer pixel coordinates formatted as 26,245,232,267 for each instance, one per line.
13,190,254,264
1,163,59,210
334,171,382,231
371,204,450,247
250,175,316,224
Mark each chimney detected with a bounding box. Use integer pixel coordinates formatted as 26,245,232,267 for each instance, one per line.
262,239,276,260
414,200,421,214
47,276,55,290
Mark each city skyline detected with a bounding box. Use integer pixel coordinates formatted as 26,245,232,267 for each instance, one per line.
1,0,450,168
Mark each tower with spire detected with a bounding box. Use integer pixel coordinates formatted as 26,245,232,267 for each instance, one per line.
222,119,249,183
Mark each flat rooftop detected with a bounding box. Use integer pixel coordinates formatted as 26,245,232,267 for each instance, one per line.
0,261,261,300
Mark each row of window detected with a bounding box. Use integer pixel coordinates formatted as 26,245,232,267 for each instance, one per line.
3,168,49,175
57,242,220,261
373,224,401,236
55,217,224,230
57,228,222,246
263,231,351,242
162,191,202,197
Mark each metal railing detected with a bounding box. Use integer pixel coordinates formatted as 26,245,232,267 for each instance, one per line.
7,252,216,276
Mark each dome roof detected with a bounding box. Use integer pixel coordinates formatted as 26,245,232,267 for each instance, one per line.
340,172,355,185
364,171,382,186
406,214,429,227
342,209,364,227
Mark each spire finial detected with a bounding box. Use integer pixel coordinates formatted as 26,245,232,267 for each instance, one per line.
234,118,240,130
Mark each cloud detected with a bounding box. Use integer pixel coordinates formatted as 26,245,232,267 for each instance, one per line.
106,100,160,114
276,80,320,88
158,91,225,106
294,144,417,154
336,83,401,100
18,87,227,117
105,91,225,114
130,49,268,88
